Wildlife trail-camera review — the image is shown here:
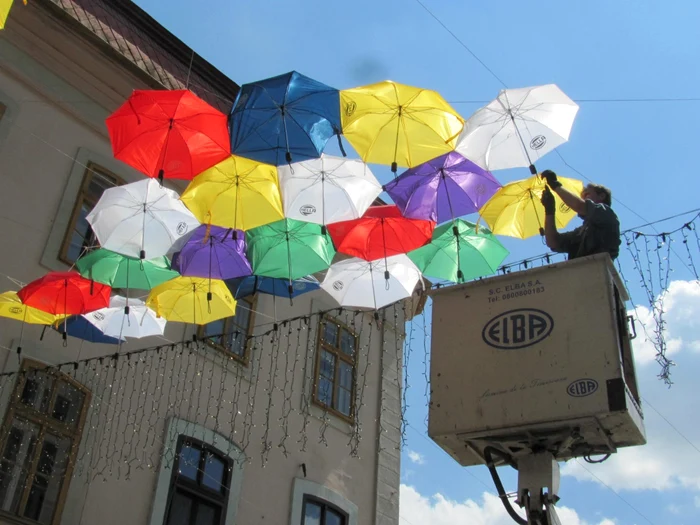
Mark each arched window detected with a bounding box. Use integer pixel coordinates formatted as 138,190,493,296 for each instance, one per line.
301,495,348,525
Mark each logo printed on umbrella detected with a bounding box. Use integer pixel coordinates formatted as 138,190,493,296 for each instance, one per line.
345,101,357,117
530,135,547,150
299,205,317,216
176,222,189,236
8,306,23,314
92,312,105,321
332,280,344,291
476,183,487,195
293,282,307,291
166,159,183,171
559,202,571,213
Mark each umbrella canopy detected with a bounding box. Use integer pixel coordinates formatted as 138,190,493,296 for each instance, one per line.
277,154,382,229
0,291,62,325
225,275,320,300
75,249,178,289
321,255,423,310
229,71,341,166
327,205,434,261
106,89,230,181
86,179,200,260
1,0,24,30
146,277,236,325
172,225,252,281
340,81,464,172
478,174,583,239
455,84,579,172
408,220,509,283
84,296,166,339
18,271,111,316
54,315,124,345
246,219,336,281
181,155,284,231
384,152,501,224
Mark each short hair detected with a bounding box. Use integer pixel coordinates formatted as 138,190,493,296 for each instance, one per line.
587,183,612,206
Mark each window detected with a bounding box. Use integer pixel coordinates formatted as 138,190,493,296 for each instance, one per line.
301,496,347,525
163,436,232,525
59,162,123,265
0,360,90,524
313,317,357,421
199,297,255,363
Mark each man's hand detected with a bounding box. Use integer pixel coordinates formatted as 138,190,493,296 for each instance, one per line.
541,187,556,216
541,169,562,190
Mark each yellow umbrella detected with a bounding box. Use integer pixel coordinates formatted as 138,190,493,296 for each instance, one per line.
340,80,464,173
146,277,236,325
0,0,26,30
0,291,62,325
181,155,284,231
478,174,584,239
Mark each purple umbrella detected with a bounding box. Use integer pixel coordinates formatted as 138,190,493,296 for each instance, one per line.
172,225,252,280
384,152,501,224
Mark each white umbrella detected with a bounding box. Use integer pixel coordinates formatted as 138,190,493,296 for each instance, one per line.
86,179,200,259
84,295,166,339
277,154,382,230
455,84,579,172
321,254,423,310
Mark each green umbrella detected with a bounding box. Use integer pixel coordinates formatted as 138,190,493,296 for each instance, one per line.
76,249,179,290
408,219,508,283
246,219,336,284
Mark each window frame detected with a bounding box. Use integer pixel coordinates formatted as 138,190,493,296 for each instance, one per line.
163,435,233,525
197,295,257,365
0,359,91,525
58,161,125,266
301,495,348,525
312,316,358,423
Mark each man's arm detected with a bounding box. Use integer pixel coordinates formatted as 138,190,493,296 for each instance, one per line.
541,187,562,250
542,170,587,216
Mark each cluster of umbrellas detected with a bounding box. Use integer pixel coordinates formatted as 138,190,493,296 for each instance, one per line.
0,72,585,347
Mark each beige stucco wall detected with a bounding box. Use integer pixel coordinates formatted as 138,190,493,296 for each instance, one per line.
0,4,403,525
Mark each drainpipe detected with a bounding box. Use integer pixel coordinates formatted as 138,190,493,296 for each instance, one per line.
372,308,387,523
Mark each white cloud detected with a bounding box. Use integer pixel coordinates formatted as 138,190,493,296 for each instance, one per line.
630,280,700,365
399,485,615,525
563,280,700,493
407,449,425,465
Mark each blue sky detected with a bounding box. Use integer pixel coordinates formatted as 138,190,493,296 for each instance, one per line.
133,1,700,523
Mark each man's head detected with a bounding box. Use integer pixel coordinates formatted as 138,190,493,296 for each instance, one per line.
581,183,612,206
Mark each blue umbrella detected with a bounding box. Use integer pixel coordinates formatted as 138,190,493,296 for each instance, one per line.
225,275,320,300
53,315,124,345
229,71,342,166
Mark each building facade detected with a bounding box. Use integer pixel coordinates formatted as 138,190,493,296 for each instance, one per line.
0,2,407,524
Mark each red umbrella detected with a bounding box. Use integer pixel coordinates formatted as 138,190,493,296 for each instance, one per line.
106,90,230,182
18,272,111,316
327,205,435,261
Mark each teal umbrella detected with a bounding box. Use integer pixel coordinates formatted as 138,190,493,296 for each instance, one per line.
408,219,508,283
76,249,179,290
246,219,336,289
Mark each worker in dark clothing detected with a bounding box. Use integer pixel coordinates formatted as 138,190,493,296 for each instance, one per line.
540,170,621,260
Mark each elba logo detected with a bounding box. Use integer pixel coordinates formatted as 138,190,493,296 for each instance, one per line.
559,202,571,213
482,308,553,350
176,222,188,236
8,307,23,314
92,312,105,321
530,135,547,150
332,280,344,291
299,205,316,216
345,101,357,116
567,378,599,397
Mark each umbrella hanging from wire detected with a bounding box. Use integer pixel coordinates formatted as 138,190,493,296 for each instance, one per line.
84,295,166,339
0,290,63,357
181,155,284,232
408,219,509,283
478,174,583,239
455,84,579,174
225,275,320,301
75,248,179,289
246,218,336,297
86,178,200,260
340,80,464,173
277,154,382,233
53,315,124,345
17,271,111,316
229,71,342,166
384,151,501,224
172,224,252,281
321,254,423,310
106,89,230,183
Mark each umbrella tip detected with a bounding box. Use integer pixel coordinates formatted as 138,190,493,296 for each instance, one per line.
529,164,537,175
391,162,398,174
